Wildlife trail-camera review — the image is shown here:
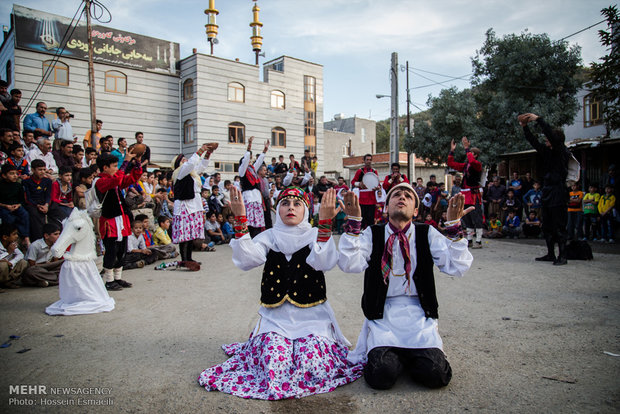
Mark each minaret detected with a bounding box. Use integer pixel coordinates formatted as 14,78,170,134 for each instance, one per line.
204,0,219,55
250,0,263,65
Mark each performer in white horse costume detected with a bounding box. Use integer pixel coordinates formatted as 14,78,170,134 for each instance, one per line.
46,208,115,315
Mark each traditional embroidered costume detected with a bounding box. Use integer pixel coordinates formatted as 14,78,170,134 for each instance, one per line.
339,182,473,389
198,187,363,399
238,151,266,236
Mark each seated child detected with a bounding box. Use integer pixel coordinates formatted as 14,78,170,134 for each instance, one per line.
123,220,158,269
0,223,28,289
218,213,233,242
222,214,235,240
484,214,503,238
502,210,521,239
22,223,63,287
49,165,74,227
142,214,178,259
23,159,52,242
205,211,226,244
0,163,30,247
6,143,29,180
437,211,449,234
522,211,542,238
424,213,438,229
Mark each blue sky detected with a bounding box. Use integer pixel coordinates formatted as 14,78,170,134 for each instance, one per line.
0,0,612,122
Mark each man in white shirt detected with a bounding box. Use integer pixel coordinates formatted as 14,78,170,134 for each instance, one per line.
51,107,75,150
338,182,473,389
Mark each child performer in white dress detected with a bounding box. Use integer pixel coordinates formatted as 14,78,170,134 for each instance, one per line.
198,186,363,400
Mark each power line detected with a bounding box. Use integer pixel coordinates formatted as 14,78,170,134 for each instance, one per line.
559,19,606,41
21,1,86,117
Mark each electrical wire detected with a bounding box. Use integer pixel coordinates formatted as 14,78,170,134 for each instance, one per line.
21,1,86,118
559,19,606,41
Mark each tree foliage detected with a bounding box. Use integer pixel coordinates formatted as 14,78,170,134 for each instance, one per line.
589,5,620,135
393,29,582,166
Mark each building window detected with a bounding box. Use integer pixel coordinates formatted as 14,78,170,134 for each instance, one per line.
271,127,286,147
228,82,245,102
271,60,284,72
6,60,11,85
304,111,316,137
213,161,240,173
43,60,69,86
228,122,245,144
184,119,195,144
584,94,602,127
271,90,285,109
183,78,193,100
361,127,366,143
342,145,348,156
105,70,127,94
304,76,316,103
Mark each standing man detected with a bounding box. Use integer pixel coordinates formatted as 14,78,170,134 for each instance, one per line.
519,113,569,265
382,162,410,192
111,137,128,168
447,137,485,248
338,184,473,390
23,102,53,138
274,154,288,175
51,107,75,150
135,131,151,168
351,154,380,229
83,119,103,150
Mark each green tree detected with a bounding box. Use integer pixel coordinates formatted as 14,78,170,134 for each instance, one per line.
471,29,582,156
589,5,620,135
406,87,490,164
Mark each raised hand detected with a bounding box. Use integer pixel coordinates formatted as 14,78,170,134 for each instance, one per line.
342,190,361,218
263,140,270,153
319,188,343,221
446,193,475,221
247,136,254,151
450,139,456,152
229,186,246,217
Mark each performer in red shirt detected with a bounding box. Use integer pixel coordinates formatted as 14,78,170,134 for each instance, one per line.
351,154,380,229
446,137,484,248
382,162,410,192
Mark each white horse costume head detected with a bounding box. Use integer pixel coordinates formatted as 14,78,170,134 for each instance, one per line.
51,208,96,261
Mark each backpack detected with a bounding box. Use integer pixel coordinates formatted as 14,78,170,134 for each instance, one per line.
85,177,106,218
566,240,593,260
566,152,580,186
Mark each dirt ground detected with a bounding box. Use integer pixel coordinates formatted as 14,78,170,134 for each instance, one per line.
1,238,619,413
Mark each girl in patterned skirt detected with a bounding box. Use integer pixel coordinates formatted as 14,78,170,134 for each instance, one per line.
198,186,364,400
238,136,269,237
171,143,218,263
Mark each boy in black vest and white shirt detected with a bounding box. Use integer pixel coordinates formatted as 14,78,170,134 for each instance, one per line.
338,182,473,389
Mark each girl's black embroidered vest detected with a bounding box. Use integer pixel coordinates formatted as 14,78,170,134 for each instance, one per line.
240,169,260,192
173,175,195,201
260,246,327,308
363,223,439,320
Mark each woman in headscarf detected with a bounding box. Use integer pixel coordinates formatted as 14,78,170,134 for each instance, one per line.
171,143,217,264
238,136,269,237
198,186,364,400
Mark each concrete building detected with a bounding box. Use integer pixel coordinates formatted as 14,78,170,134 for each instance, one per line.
180,54,323,178
0,5,324,174
323,115,375,180
0,5,181,165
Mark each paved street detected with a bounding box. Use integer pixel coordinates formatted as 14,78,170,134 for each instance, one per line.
1,238,619,413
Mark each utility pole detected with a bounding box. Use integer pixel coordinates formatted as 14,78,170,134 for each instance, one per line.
405,60,412,181
390,52,399,166
85,0,97,134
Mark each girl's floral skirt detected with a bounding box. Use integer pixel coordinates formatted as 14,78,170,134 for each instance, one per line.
198,332,364,400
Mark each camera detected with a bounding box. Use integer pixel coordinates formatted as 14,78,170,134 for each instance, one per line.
68,113,74,118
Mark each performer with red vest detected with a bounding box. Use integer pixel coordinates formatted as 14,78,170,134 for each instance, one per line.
382,162,410,192
447,136,484,249
338,182,473,390
351,153,380,229
239,136,269,237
